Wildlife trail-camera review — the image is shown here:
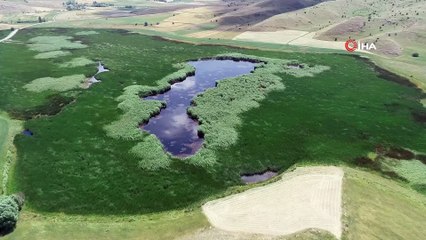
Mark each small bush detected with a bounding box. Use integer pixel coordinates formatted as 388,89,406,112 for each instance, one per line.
0,193,24,236
412,53,419,57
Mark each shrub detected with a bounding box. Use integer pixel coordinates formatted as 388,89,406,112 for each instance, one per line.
412,53,419,57
0,193,24,236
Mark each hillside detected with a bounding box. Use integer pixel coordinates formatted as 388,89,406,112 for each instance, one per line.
216,0,328,26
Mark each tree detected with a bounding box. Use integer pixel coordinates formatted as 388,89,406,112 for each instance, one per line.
144,22,148,27
0,193,24,236
412,53,419,57
38,16,42,23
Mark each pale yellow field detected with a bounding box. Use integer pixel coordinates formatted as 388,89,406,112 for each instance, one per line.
234,30,309,44
186,30,240,39
202,167,343,238
153,6,216,32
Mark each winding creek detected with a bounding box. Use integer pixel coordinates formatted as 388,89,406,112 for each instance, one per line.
85,62,109,87
142,60,256,157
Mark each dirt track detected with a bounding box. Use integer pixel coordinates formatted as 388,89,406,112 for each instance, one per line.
202,166,344,238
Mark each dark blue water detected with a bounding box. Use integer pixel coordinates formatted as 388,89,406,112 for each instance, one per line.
142,60,256,157
22,129,33,136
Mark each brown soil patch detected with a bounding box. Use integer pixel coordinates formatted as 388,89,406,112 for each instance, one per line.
364,38,403,56
318,17,366,41
218,0,329,26
384,147,416,160
97,5,193,18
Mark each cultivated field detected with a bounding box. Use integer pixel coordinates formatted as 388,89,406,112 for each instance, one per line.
233,30,372,53
203,166,343,238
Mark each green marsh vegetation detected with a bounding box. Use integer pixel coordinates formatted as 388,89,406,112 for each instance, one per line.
27,36,87,60
0,113,22,195
23,74,86,92
58,57,95,68
0,28,425,215
27,36,87,52
33,50,71,59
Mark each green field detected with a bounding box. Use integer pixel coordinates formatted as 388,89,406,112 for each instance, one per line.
0,116,9,175
4,167,426,240
0,27,425,239
343,167,426,240
0,112,22,194
4,210,209,240
0,28,424,215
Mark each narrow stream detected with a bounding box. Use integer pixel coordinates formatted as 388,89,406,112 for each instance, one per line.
88,62,109,87
142,60,256,157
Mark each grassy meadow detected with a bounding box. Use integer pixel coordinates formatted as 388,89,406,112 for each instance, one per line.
343,167,426,240
0,27,424,222
0,113,22,194
3,210,209,240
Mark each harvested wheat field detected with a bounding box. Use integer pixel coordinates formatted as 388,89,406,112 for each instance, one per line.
233,30,309,44
202,166,344,238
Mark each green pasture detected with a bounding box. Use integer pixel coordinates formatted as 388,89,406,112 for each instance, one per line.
0,113,22,194
0,28,424,217
4,210,208,240
0,116,9,175
343,167,426,240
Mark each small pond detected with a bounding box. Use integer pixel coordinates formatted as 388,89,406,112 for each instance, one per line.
142,59,256,157
241,171,278,184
